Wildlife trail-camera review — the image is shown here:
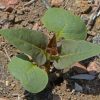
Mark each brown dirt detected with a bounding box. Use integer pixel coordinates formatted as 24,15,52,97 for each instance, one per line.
0,0,100,100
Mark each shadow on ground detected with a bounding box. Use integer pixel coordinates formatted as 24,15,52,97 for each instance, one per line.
24,71,63,100
24,57,100,100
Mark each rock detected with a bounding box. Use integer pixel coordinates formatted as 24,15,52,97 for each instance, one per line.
14,24,23,28
71,74,95,80
88,0,94,3
17,10,24,15
95,16,100,31
27,24,33,29
11,83,16,88
0,0,19,10
74,83,83,92
6,0,19,6
2,23,10,29
0,12,9,26
21,21,28,27
9,14,15,21
75,0,92,13
0,0,19,6
0,20,6,25
15,16,24,23
66,88,70,92
1,12,8,21
28,16,35,23
51,0,63,6
87,61,100,75
71,89,75,95
67,96,71,100
21,7,30,13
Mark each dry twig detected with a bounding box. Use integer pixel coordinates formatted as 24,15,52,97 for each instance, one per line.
3,47,11,61
24,0,35,6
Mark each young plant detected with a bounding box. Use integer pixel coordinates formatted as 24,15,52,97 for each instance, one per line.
0,8,100,93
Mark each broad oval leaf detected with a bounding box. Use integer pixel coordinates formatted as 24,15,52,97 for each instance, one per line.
54,40,100,69
42,8,87,40
8,55,48,93
0,28,48,65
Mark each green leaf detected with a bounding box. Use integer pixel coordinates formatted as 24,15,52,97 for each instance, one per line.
54,40,100,69
42,8,87,40
0,28,48,65
8,55,48,93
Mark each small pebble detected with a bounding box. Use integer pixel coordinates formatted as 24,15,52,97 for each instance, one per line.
17,10,24,15
22,7,30,12
71,89,75,95
88,0,94,3
67,96,71,100
11,83,16,88
9,14,15,21
15,16,23,23
22,21,28,27
5,81,9,86
66,88,70,92
74,98,77,100
0,87,3,91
